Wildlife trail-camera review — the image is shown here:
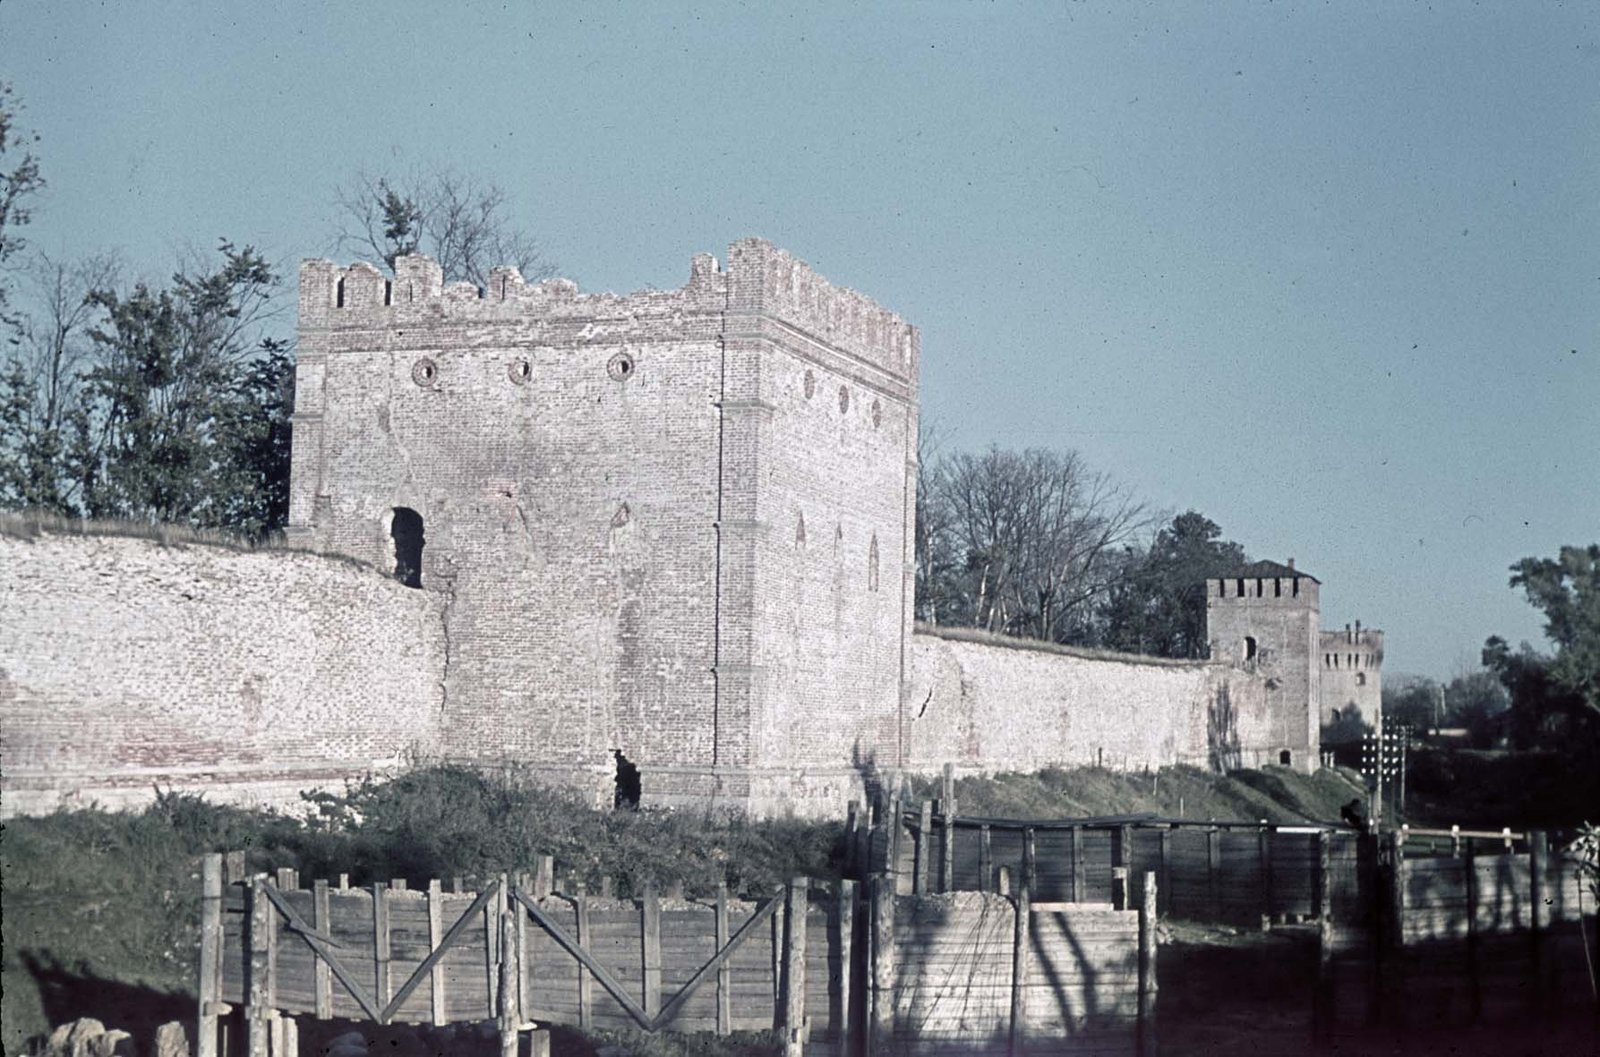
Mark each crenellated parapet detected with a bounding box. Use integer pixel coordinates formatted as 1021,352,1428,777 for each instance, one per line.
298,250,730,331
725,238,919,386
298,241,919,387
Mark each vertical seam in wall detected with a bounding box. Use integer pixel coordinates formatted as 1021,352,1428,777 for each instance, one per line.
897,400,912,769
712,321,726,772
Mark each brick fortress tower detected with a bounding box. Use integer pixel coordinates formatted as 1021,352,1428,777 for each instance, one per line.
287,239,920,815
1204,560,1320,771
1318,622,1384,730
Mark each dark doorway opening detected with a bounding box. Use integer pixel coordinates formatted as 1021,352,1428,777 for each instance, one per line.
613,750,641,810
1244,636,1258,662
391,507,424,588
1279,750,1292,766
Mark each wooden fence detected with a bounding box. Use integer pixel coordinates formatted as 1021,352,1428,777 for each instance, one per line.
874,878,1158,1057
199,855,1163,1057
870,801,1342,926
1318,831,1596,1034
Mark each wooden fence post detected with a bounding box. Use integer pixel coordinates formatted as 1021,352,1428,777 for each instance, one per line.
1023,828,1038,896
1114,825,1132,911
198,854,223,1057
534,856,553,899
940,806,955,894
887,792,903,888
869,875,895,1053
979,825,993,893
783,877,810,1057
497,911,519,1057
427,880,447,1026
642,880,662,1019
1530,831,1549,1012
1463,843,1480,1022
372,882,391,1011
837,880,855,1057
575,881,593,1031
714,883,731,1036
313,880,332,1020
914,800,933,895
1008,879,1032,1057
1070,825,1085,903
246,877,271,1057
1159,829,1172,916
1207,826,1221,920
1138,871,1159,1057
1259,824,1274,929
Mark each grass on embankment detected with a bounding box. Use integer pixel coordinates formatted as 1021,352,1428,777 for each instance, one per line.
1,769,841,1055
909,762,1368,824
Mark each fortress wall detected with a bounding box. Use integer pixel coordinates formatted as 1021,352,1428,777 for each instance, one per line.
726,240,919,791
292,255,730,802
906,630,1285,775
0,530,445,816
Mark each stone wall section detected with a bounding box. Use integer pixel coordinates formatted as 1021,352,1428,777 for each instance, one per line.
725,240,919,806
0,531,444,815
905,629,1278,774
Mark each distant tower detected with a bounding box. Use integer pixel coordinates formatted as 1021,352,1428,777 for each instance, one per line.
1205,559,1320,771
1318,621,1384,729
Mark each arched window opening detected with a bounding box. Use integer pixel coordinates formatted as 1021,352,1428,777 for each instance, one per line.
1279,750,1292,766
1356,672,1367,687
390,507,425,589
1244,636,1258,662
1331,708,1342,722
613,749,641,810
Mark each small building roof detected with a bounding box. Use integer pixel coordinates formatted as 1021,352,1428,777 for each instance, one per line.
1216,559,1321,584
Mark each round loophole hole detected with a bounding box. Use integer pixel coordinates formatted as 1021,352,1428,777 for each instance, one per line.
508,359,532,385
411,358,438,387
608,352,636,381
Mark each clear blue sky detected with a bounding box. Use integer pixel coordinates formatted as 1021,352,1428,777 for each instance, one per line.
4,1,1596,679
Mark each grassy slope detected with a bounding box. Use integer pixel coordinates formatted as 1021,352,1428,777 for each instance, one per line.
910,763,1369,825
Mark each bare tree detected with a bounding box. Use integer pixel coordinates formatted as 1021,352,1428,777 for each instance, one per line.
928,447,1150,643
14,252,120,434
332,167,556,287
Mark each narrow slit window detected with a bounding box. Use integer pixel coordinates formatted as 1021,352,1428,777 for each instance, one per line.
389,507,424,589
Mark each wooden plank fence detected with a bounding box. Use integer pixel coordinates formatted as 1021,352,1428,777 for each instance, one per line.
1317,831,1596,1035
200,853,1164,1057
879,800,1343,927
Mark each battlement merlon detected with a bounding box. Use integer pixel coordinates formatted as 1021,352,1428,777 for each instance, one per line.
723,238,920,386
297,239,920,386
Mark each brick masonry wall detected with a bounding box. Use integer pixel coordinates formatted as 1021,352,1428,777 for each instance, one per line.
905,629,1286,775
1318,626,1384,726
290,241,920,816
0,531,444,816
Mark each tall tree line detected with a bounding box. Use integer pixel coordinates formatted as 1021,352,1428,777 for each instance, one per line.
916,430,1250,658
0,81,551,540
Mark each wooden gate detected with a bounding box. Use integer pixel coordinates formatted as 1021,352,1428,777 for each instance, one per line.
199,856,854,1057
